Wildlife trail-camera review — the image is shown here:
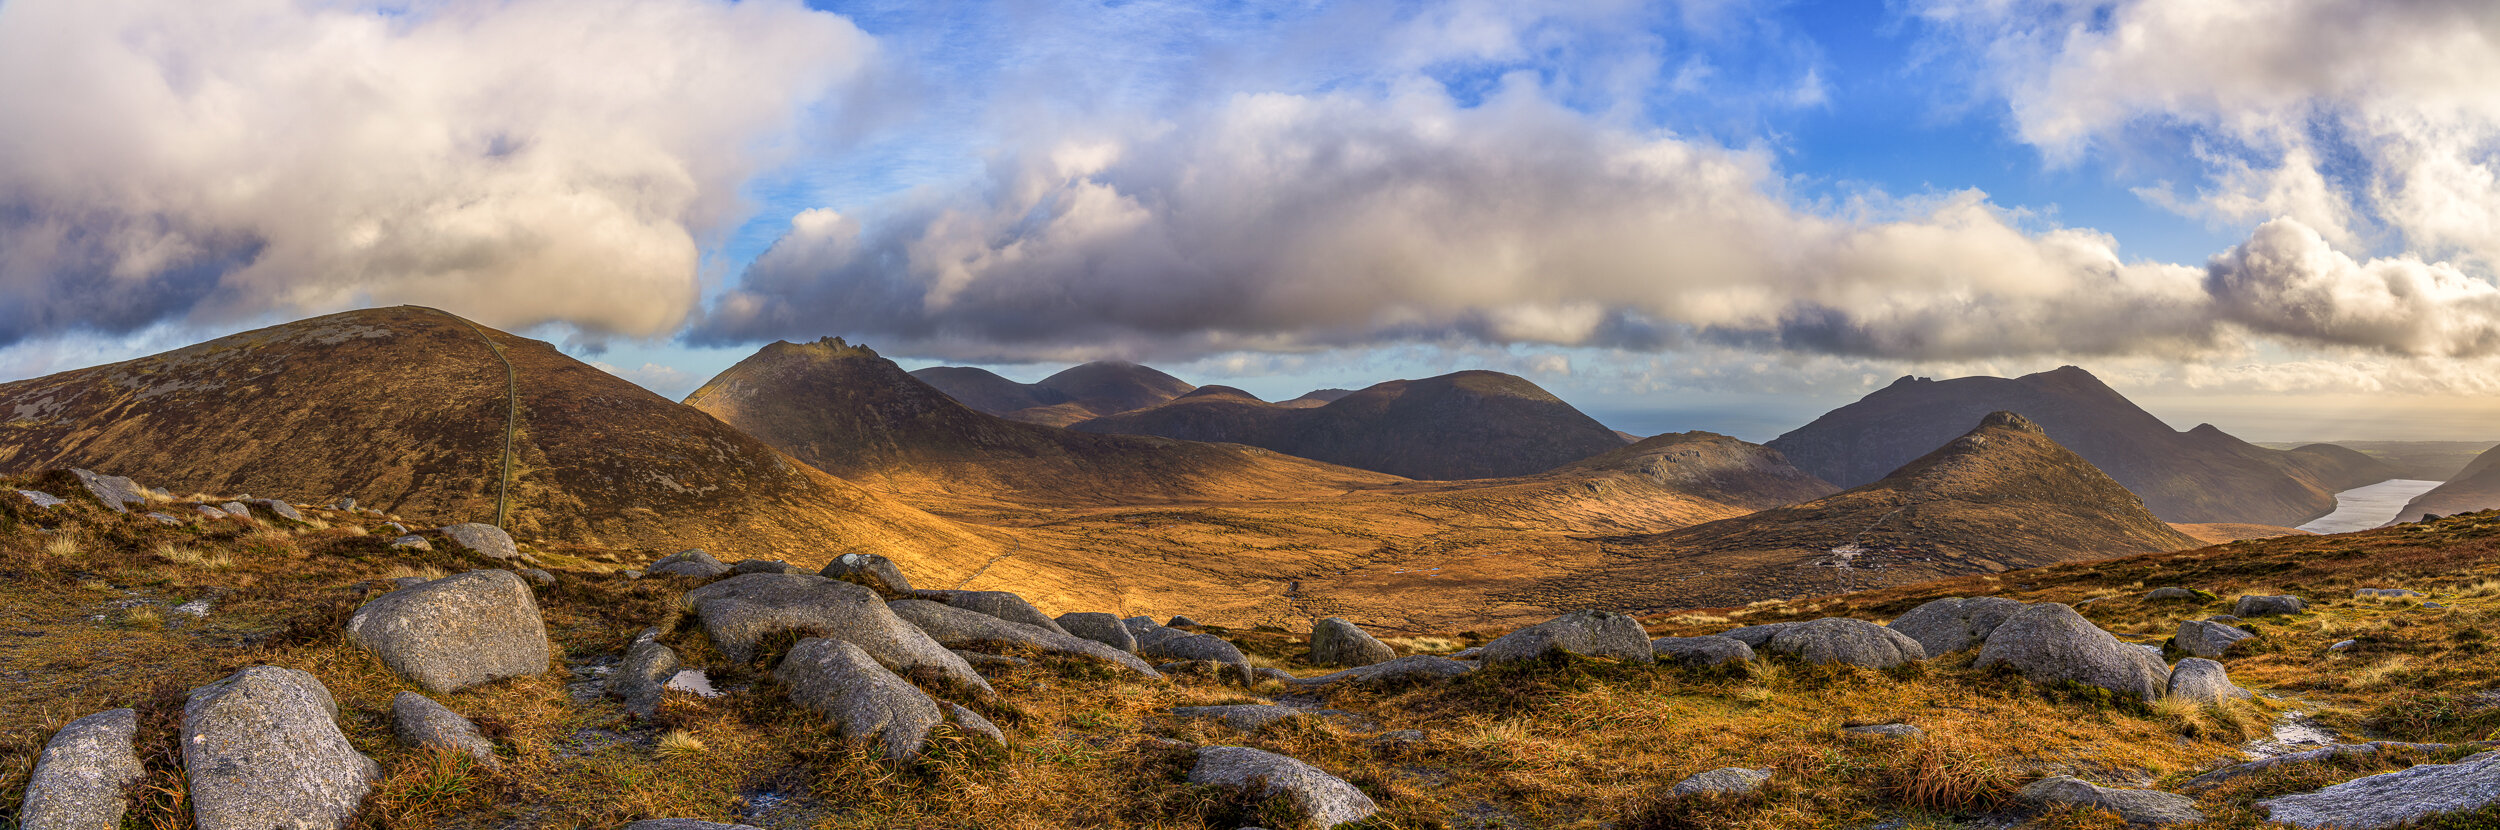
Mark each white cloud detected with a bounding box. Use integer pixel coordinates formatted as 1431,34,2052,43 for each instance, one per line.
0,0,874,346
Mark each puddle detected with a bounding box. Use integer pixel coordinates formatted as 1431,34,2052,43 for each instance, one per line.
2244,711,2341,758
665,669,722,697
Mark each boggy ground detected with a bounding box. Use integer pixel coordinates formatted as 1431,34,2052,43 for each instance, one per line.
3,471,2499,828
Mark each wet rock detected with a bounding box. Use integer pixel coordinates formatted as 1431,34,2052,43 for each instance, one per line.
1055,611,1138,652
2234,595,2306,617
436,523,516,560
2020,776,2203,825
346,570,550,694
1762,618,1926,669
683,574,991,695
1651,636,1754,667
1480,610,1652,664
1886,596,2025,656
2175,619,2255,659
1189,746,1377,828
2258,749,2500,828
889,599,1161,678
21,708,143,830
2164,658,2250,704
1669,767,1771,796
182,666,379,830
390,692,497,767
1975,603,2168,701
819,552,914,598
1309,617,1397,668
648,549,730,579
1290,655,1477,687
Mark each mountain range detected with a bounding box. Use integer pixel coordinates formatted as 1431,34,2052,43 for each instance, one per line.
2397,443,2500,523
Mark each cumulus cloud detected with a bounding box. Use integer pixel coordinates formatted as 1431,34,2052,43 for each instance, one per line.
702,73,2500,364
1909,0,2500,266
0,0,873,347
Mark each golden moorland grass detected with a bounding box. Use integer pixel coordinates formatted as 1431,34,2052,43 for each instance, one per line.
2,472,2500,828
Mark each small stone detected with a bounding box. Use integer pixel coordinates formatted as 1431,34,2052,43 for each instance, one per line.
1167,615,1200,628
2233,595,2306,617
69,469,146,513
390,692,498,767
1717,622,1801,647
2020,776,2203,825
2175,619,2255,659
516,568,556,587
2330,639,2357,652
196,505,231,520
390,535,432,551
17,490,67,510
2355,588,2423,599
1651,636,1754,667
1189,746,1378,828
144,511,184,525
218,501,251,518
610,640,681,718
2165,658,2251,704
2146,587,2199,601
620,821,766,830
1843,723,1925,739
1670,767,1771,797
1169,704,1304,732
436,523,517,559
649,549,731,578
819,552,914,598
249,499,306,523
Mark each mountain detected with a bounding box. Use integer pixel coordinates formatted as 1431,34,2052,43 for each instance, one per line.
1281,388,1354,408
684,339,1392,506
0,307,998,569
1765,366,2399,526
2395,444,2500,522
1532,412,2201,611
910,361,1194,426
1073,370,1629,480
2257,440,2500,481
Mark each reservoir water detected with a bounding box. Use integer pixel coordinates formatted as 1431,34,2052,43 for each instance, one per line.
2297,479,2445,534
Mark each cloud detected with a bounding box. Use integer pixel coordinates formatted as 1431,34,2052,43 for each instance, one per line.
703,72,2500,364
1907,0,2500,267
0,0,873,348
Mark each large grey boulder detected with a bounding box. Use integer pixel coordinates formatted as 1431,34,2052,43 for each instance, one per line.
1717,622,1801,647
1762,618,1926,668
1479,610,1653,664
887,599,1161,678
69,469,146,513
346,570,550,694
182,666,380,830
820,552,914,598
1055,612,1138,652
391,692,497,767
436,523,516,559
2020,776,2202,825
1141,633,1252,684
609,640,680,718
683,574,992,695
2259,750,2500,828
1291,655,1478,687
1189,746,1378,828
1652,636,1754,667
1669,767,1771,797
773,638,948,760
251,499,307,523
2175,619,2255,659
1974,603,2168,701
649,549,730,579
2187,742,2457,792
2166,658,2250,704
21,708,143,830
1309,617,1397,668
1128,618,1195,651
730,559,805,576
2234,594,2306,617
1886,597,2025,656
915,590,1070,636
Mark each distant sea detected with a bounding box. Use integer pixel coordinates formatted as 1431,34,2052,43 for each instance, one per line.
2296,479,2445,534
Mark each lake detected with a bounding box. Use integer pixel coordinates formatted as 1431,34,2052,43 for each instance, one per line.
2297,479,2446,534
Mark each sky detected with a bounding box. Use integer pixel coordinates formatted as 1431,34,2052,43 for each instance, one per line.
2,0,2498,442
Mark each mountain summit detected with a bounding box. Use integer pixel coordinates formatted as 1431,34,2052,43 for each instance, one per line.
1766,366,2396,526
910,361,1193,426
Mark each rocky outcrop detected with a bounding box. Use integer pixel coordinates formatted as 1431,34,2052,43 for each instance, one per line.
437,523,518,560
1761,618,1925,668
2019,776,2202,825
69,469,146,513
1479,610,1652,664
2175,620,2254,659
1974,603,2167,701
1309,617,1396,668
887,599,1160,678
391,692,498,767
2258,750,2500,828
682,574,992,695
773,638,951,760
1886,597,2024,656
915,590,1070,636
21,708,143,830
1651,636,1754,667
1189,746,1379,828
820,552,914,598
182,666,380,830
1055,612,1138,652
345,570,550,694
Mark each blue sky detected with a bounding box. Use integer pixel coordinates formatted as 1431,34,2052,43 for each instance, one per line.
3,0,2497,441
